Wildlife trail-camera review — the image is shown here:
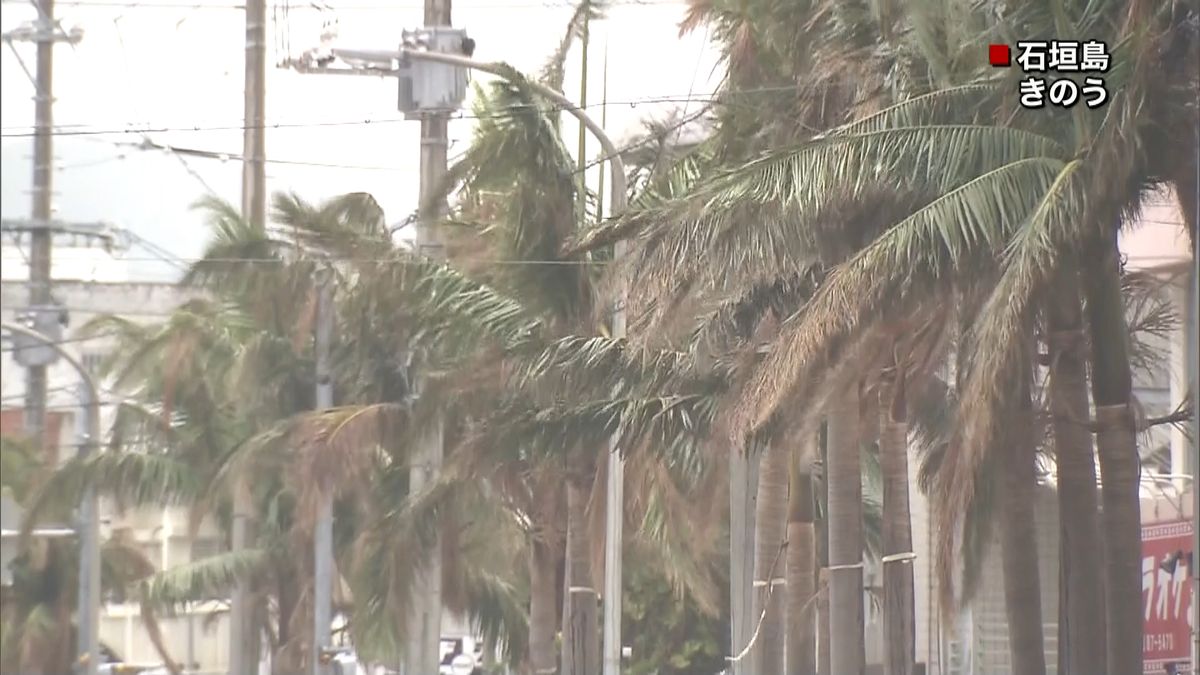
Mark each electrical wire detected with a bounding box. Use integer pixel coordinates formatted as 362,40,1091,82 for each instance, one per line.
0,385,86,403
0,0,687,9
3,255,611,265
110,9,221,196
0,331,121,351
105,138,421,171
0,86,819,139
0,107,707,180
0,301,182,316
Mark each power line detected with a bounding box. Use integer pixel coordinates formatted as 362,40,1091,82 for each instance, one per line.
0,108,712,178
105,138,421,171
0,385,85,403
0,87,819,139
108,7,218,197
0,331,121,351
577,103,712,176
0,0,687,9
1,303,182,317
3,255,611,265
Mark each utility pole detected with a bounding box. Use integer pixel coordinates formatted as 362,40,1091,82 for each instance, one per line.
407,0,451,671
3,6,90,672
26,0,56,453
75,372,100,675
3,0,81,481
242,0,267,224
593,21,627,675
282,36,628,675
231,0,266,670
313,271,334,675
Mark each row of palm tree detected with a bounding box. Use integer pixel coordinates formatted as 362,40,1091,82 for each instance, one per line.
2,0,1194,673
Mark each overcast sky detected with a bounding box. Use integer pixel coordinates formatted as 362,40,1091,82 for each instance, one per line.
1,0,721,281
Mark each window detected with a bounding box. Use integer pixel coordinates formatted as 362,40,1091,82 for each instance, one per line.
189,537,224,562
81,351,105,374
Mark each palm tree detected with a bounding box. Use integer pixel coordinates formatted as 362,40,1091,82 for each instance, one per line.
1,434,181,675
599,2,931,669
434,52,603,675
602,4,1195,674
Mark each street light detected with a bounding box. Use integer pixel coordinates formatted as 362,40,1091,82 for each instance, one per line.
284,41,631,674
1,320,102,675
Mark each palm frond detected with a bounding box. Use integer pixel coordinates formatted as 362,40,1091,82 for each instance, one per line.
941,162,1088,591
24,452,202,532
614,125,1066,335
539,0,607,91
136,549,269,611
732,157,1075,440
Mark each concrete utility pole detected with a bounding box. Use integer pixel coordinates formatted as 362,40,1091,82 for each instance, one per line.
596,27,629,675
3,0,80,478
241,0,267,225
285,37,628,675
231,0,267,670
313,271,335,675
26,0,56,451
407,0,452,670
74,371,100,675
2,321,101,675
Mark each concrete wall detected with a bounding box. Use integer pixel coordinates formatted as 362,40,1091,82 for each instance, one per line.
99,602,230,674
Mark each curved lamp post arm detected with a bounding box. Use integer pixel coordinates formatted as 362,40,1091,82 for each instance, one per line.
296,47,632,673
328,48,629,217
1,320,102,675
391,50,632,675
2,321,100,406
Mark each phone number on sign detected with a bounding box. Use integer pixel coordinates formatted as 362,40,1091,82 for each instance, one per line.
1144,633,1175,652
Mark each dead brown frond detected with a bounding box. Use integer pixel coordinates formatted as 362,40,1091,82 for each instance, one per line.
292,283,319,356
288,404,411,530
677,0,713,37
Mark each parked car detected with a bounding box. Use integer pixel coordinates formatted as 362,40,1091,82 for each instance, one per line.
96,644,170,675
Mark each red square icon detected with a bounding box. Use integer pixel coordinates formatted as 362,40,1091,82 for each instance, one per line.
989,44,1011,67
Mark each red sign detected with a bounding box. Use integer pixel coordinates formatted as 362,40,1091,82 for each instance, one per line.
1143,519,1194,674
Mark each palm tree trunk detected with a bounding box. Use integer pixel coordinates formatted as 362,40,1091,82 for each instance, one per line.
786,442,816,675
817,569,831,675
729,444,760,675
529,536,559,674
230,476,258,675
826,385,865,675
1081,227,1144,675
140,602,183,675
275,568,297,674
878,373,914,675
816,422,831,675
753,443,790,672
561,471,600,675
1046,262,1106,674
999,353,1047,675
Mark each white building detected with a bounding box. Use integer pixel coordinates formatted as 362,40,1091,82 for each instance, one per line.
0,256,230,672
896,190,1196,675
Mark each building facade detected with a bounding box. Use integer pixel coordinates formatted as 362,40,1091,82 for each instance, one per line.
0,276,231,672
